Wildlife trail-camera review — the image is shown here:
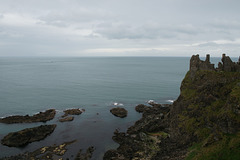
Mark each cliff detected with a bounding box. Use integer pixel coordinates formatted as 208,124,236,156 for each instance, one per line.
104,54,240,160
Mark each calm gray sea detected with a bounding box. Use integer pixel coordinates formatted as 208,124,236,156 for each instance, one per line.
0,56,228,159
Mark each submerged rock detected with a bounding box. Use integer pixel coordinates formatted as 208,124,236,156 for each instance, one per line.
75,146,95,160
62,108,83,117
0,109,56,124
59,116,74,122
1,124,56,147
110,107,128,118
0,140,76,160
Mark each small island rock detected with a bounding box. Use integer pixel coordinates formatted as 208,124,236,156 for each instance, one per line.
59,116,74,122
110,107,128,118
0,109,56,124
1,124,56,147
62,108,83,117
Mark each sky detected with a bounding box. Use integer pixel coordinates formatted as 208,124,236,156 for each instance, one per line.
0,0,240,57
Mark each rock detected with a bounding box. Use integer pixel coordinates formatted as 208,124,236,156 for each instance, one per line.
62,108,83,117
0,109,56,124
0,140,76,159
135,104,149,113
103,150,124,160
75,146,95,160
59,116,74,122
1,124,56,147
110,107,128,118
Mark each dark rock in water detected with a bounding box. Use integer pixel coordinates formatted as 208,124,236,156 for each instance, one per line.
59,116,74,122
75,146,95,160
0,109,56,124
135,104,149,113
0,140,76,159
103,149,123,160
110,107,128,118
62,108,83,117
1,124,56,147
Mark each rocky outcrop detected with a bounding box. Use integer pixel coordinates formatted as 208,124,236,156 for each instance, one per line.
110,107,128,118
0,109,56,124
62,108,83,117
59,116,74,122
75,146,95,160
104,105,171,160
104,54,240,160
135,104,149,113
1,124,56,147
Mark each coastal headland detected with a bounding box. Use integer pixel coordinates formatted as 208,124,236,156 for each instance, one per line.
103,54,240,160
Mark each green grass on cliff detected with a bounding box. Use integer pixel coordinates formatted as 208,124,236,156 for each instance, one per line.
186,133,240,160
177,70,240,160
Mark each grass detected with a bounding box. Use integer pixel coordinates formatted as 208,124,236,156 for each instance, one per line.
185,133,240,160
146,131,169,138
180,71,240,160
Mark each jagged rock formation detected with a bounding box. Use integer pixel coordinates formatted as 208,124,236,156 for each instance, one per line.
104,54,240,160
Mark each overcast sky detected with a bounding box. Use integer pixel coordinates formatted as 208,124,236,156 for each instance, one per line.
0,0,240,57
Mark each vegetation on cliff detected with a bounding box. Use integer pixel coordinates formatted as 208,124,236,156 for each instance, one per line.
104,54,240,160
179,70,240,160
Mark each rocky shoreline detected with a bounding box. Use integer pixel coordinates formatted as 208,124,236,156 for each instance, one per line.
0,108,89,160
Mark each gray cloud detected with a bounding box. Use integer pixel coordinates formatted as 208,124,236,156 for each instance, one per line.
0,0,240,57
94,22,202,40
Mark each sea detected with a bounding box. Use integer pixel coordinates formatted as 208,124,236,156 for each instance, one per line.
0,56,232,159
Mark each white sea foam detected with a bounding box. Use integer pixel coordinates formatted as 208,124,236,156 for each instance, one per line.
113,102,124,106
147,100,156,104
166,100,174,103
0,114,16,118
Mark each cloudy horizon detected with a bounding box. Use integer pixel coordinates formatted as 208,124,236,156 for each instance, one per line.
0,0,240,57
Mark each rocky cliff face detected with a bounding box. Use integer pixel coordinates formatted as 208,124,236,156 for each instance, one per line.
104,54,240,160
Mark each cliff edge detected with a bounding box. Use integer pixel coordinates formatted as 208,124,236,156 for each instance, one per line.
104,54,240,160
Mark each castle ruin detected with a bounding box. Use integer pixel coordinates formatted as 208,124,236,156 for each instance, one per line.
190,54,240,73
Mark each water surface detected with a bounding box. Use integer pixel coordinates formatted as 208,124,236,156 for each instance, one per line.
0,57,193,159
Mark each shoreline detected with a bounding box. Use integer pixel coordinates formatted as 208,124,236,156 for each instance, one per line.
0,101,172,159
